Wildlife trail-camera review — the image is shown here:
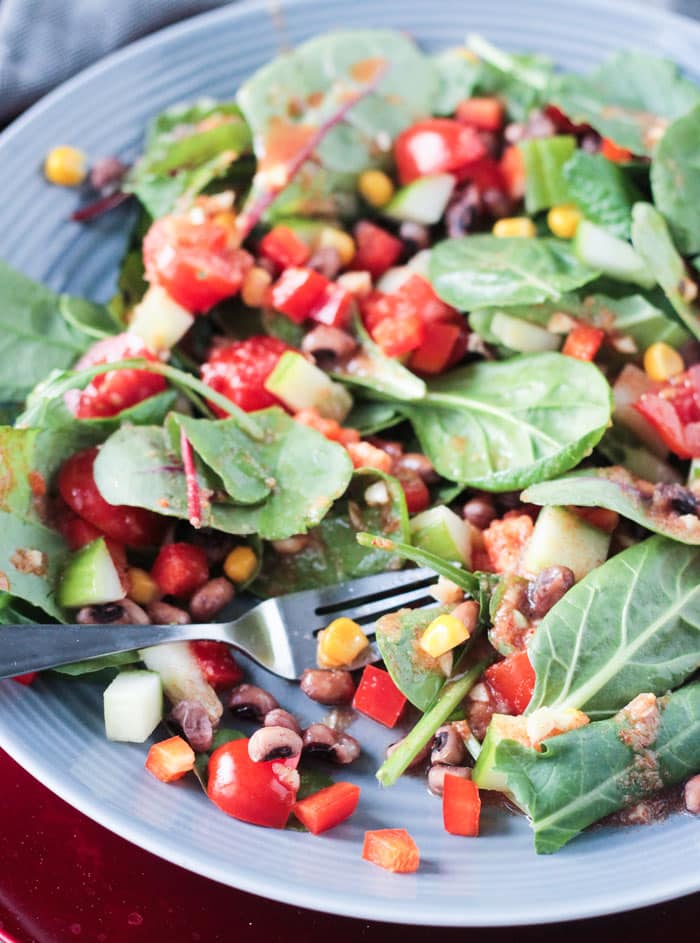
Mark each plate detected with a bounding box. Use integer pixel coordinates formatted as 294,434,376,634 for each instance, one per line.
0,0,699,926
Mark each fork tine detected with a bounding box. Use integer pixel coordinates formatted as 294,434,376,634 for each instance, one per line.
340,585,438,626
311,567,436,615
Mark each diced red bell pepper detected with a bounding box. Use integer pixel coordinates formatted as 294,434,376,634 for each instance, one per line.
408,321,463,375
601,138,634,163
352,665,407,727
12,673,37,685
456,97,504,132
458,156,506,193
400,274,457,325
443,775,481,837
151,543,209,598
394,118,487,184
268,267,330,323
309,283,354,329
258,225,310,269
190,641,244,690
484,650,536,715
562,324,605,361
499,145,526,200
352,221,402,280
292,782,361,834
362,828,420,873
362,273,457,358
369,306,425,357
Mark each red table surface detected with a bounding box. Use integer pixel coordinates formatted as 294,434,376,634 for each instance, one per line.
0,748,697,943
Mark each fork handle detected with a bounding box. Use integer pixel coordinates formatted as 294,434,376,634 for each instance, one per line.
0,623,228,680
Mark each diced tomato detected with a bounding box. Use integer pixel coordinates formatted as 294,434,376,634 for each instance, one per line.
456,97,504,132
57,510,102,550
207,737,299,828
309,283,354,329
482,514,534,574
151,543,209,598
394,118,487,185
396,470,431,513
443,775,481,837
201,335,292,416
562,324,605,361
292,782,361,834
362,273,456,358
146,736,195,783
408,321,466,375
345,440,394,473
143,215,253,313
458,155,506,193
484,650,536,715
362,828,420,873
601,138,634,163
353,665,407,727
400,274,458,325
190,641,244,689
370,305,425,357
258,225,310,269
352,221,403,280
12,673,37,685
499,145,526,200
268,267,330,323
633,366,700,459
58,448,165,548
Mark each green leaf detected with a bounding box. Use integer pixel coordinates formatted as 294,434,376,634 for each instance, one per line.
431,48,479,116
0,511,68,620
651,104,700,255
549,52,700,156
523,466,700,544
596,423,682,485
494,681,700,853
527,536,700,719
345,400,404,436
53,652,141,676
59,295,120,340
429,236,599,310
562,151,642,239
400,352,612,490
376,604,451,711
631,203,700,339
519,136,576,215
466,35,552,122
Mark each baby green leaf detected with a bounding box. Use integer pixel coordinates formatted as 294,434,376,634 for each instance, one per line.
0,511,68,620
562,151,641,239
376,605,451,711
651,104,700,255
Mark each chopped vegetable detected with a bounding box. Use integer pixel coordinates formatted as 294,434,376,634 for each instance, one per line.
362,828,420,873
146,735,195,783
292,782,361,834
353,665,407,728
317,617,369,668
443,775,481,836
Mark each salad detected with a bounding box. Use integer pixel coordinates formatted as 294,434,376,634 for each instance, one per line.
1,27,700,868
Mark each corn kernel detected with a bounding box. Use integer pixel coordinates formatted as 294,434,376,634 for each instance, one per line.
357,169,395,209
44,145,87,187
547,204,582,239
127,567,161,606
223,545,258,584
492,217,537,239
644,341,684,382
419,613,471,659
316,227,356,267
241,265,272,308
317,617,369,668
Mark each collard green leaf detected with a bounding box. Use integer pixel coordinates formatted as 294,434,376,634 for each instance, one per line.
376,605,450,711
527,536,700,719
429,236,599,310
549,52,700,156
523,466,700,544
0,511,68,620
401,352,612,490
494,682,700,853
651,104,700,255
562,151,641,239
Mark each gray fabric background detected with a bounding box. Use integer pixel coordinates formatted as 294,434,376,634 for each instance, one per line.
0,0,697,122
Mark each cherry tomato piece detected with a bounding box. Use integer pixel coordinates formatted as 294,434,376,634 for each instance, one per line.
190,641,244,689
352,221,403,279
258,225,310,270
151,543,209,598
394,118,487,185
201,335,292,416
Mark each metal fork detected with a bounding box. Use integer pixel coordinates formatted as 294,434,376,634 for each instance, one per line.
0,568,437,682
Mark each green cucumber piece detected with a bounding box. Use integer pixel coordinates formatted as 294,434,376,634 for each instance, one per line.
518,136,576,214
574,220,655,289
103,670,163,742
409,504,472,566
265,350,352,421
490,312,560,353
521,505,610,582
128,285,194,354
383,173,456,225
57,538,124,608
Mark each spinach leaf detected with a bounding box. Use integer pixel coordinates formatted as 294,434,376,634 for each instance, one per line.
494,682,700,853
376,605,450,711
651,104,700,255
549,52,700,156
400,352,611,490
562,151,641,239
519,136,576,215
0,511,68,620
523,467,700,544
431,48,479,115
466,35,552,122
59,295,120,340
335,316,426,402
345,400,404,436
630,203,700,339
527,536,700,719
125,100,252,218
429,236,599,310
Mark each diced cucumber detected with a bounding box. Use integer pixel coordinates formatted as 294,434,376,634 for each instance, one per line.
57,538,124,609
264,350,352,421
521,505,611,582
376,266,413,294
472,714,528,794
129,285,194,353
574,220,655,289
688,459,700,489
518,136,576,214
490,312,560,353
409,505,472,567
140,641,223,725
383,173,456,225
103,670,163,742
613,364,668,457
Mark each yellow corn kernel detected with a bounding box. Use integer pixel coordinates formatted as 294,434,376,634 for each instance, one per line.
419,613,471,659
317,617,369,668
223,546,258,584
547,204,582,239
44,146,87,187
316,227,356,267
241,265,272,308
357,169,395,209
644,341,684,382
127,567,161,606
492,217,537,239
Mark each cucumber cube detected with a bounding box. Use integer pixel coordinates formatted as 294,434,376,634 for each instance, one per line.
383,173,456,225
490,312,560,353
410,505,472,567
103,670,163,742
264,350,352,421
521,505,610,582
57,538,125,609
574,220,655,289
129,285,195,354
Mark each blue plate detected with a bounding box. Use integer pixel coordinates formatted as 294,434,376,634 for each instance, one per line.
0,0,698,925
